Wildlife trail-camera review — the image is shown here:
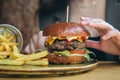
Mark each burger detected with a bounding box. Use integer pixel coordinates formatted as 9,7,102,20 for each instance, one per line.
43,22,90,64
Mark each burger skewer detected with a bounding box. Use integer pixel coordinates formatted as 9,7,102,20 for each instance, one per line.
66,5,69,23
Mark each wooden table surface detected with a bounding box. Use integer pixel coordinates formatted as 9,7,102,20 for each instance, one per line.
0,61,119,80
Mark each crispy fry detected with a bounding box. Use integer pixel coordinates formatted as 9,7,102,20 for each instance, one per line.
0,30,49,66
16,51,48,61
0,35,9,42
0,59,24,65
9,45,26,59
39,58,48,61
8,43,18,46
0,55,7,60
8,35,15,42
3,29,7,38
0,51,10,56
25,59,49,66
6,34,11,38
11,37,16,42
1,42,11,52
0,45,5,51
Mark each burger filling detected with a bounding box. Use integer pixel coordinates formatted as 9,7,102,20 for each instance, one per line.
46,39,86,51
45,36,88,55
45,36,91,63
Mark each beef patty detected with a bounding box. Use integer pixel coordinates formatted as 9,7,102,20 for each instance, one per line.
45,39,86,51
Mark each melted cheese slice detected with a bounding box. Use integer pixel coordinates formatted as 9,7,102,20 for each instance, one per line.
46,36,84,45
46,37,57,45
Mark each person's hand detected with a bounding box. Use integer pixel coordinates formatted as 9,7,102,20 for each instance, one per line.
80,17,120,56
23,31,46,54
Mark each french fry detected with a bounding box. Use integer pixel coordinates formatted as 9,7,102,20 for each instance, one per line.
0,35,9,42
0,59,24,65
3,29,7,38
0,30,50,66
9,46,13,52
1,42,11,52
8,35,15,42
9,45,26,59
25,59,49,66
3,28,13,37
8,35,16,42
0,55,7,60
0,51,10,56
8,43,18,46
16,51,48,61
11,37,16,42
0,45,5,51
6,34,11,39
39,58,48,61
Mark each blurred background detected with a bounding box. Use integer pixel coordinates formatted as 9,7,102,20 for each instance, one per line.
0,0,120,61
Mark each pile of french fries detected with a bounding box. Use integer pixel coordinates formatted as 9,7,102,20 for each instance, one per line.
0,28,48,66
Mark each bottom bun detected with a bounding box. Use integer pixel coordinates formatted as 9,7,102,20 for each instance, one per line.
47,54,85,64
69,56,85,64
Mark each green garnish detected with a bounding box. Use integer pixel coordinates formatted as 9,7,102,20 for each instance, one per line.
53,50,70,56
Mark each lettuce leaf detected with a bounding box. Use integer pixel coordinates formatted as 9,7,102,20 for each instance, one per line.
53,50,70,56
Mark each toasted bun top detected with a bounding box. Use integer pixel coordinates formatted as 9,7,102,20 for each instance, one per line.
43,22,90,37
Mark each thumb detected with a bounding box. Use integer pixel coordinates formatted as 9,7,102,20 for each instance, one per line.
86,40,100,50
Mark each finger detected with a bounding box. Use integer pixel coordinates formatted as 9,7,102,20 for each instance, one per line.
32,33,38,50
31,31,44,51
37,31,46,48
80,17,92,21
89,23,104,28
80,17,107,28
29,40,36,52
89,21,115,30
24,44,31,53
80,21,104,29
24,37,36,53
102,30,119,40
80,22,103,34
86,40,100,50
80,21,89,26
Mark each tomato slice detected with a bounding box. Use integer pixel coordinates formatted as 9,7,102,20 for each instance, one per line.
70,50,86,54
